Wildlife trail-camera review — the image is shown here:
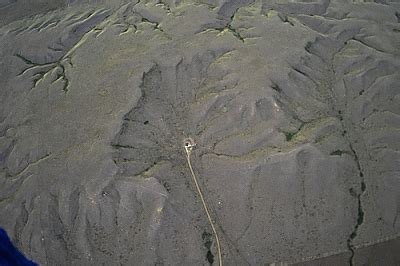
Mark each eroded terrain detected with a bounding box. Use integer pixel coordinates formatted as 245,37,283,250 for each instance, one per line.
0,0,399,265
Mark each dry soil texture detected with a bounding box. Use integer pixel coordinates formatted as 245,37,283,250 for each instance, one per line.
0,0,399,265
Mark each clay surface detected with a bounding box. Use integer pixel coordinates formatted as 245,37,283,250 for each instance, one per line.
0,0,399,265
